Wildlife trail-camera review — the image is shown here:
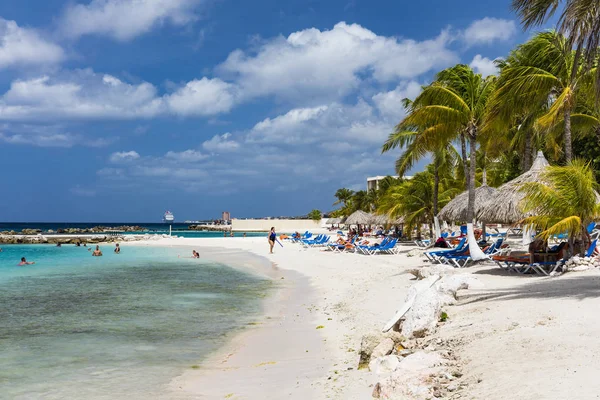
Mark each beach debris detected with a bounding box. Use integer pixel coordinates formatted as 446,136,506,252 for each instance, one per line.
359,333,384,370
371,351,449,399
371,338,395,359
316,325,325,329
382,275,440,332
402,287,441,338
369,355,401,374
565,256,600,271
409,265,456,280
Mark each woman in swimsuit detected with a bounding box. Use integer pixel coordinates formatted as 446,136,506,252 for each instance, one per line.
268,227,276,254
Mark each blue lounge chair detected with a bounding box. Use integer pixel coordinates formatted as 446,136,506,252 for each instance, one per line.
424,238,467,262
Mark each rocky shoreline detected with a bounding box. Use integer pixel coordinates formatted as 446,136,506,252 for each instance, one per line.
187,224,231,232
0,233,175,245
0,225,147,236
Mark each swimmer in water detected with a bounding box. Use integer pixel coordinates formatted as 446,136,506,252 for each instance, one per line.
92,245,103,256
18,257,35,266
114,243,120,254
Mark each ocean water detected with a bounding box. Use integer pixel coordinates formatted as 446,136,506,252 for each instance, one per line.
0,222,269,238
0,244,272,399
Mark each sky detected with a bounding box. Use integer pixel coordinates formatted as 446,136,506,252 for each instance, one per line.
0,0,539,222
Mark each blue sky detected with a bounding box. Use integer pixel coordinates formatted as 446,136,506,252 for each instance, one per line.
0,0,538,222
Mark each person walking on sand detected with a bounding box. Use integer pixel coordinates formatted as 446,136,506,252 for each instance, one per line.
268,227,276,254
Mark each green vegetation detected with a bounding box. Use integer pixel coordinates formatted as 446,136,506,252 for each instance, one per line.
329,8,600,250
307,209,322,223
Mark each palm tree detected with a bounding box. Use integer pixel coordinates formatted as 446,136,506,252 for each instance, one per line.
512,0,600,86
377,168,458,238
333,188,354,207
382,128,459,227
489,31,593,162
399,64,495,224
520,159,600,255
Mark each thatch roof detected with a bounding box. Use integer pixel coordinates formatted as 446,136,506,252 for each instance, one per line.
438,183,498,222
344,210,374,225
326,217,342,224
478,151,549,224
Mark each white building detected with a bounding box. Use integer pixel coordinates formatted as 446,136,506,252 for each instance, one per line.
367,175,412,191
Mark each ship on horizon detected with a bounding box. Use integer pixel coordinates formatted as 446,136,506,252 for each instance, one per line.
163,211,174,223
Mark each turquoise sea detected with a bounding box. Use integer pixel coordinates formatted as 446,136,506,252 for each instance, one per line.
0,244,272,399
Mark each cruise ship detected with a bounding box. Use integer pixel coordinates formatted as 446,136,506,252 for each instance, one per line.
163,211,174,223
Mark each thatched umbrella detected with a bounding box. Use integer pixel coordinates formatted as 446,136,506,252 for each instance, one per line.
344,210,374,225
478,151,550,224
438,174,498,222
325,217,342,225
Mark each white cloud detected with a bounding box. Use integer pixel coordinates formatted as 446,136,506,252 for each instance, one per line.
0,125,117,148
470,54,499,77
0,18,64,69
202,132,240,152
166,78,237,116
0,132,74,147
109,150,140,163
463,17,516,46
164,149,207,162
0,69,235,121
372,81,422,120
218,22,458,102
247,99,397,145
60,0,205,41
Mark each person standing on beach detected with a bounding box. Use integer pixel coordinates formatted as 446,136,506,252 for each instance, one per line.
268,227,276,254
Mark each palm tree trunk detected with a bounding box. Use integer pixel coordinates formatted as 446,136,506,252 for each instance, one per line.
523,130,533,171
433,159,439,216
467,126,477,223
460,132,469,190
564,107,573,163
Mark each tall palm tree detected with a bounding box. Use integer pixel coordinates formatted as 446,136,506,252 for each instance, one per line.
382,128,459,226
488,31,593,162
512,0,600,87
520,159,600,255
399,64,495,224
377,168,458,238
333,188,354,207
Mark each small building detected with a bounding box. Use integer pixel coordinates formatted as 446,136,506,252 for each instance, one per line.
222,211,231,221
367,175,413,191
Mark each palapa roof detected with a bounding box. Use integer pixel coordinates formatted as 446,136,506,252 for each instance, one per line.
344,210,374,225
438,173,498,222
477,151,550,224
325,217,342,224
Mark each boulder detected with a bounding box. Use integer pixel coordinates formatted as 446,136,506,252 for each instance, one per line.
369,355,401,374
373,351,447,399
434,274,482,306
359,332,383,369
371,338,395,359
401,287,441,338
410,265,456,280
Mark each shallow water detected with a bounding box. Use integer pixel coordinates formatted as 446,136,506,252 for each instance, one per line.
0,244,271,399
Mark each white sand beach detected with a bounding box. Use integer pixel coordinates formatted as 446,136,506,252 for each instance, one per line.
132,236,600,399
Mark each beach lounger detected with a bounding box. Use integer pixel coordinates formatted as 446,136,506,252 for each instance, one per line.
425,238,467,262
